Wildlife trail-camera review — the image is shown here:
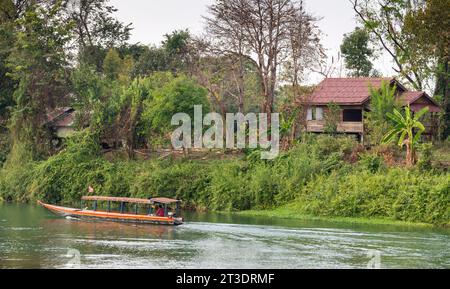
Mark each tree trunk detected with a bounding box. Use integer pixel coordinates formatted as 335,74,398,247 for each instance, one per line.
435,57,450,139
405,139,417,167
291,121,296,145
237,52,245,113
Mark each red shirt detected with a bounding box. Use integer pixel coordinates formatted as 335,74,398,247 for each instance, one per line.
156,208,165,217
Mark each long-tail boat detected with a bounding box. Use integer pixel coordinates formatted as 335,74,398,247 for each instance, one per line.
38,196,183,226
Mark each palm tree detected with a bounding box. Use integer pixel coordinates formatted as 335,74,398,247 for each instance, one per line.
382,106,429,167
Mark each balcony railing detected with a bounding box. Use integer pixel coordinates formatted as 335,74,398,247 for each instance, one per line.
306,121,364,134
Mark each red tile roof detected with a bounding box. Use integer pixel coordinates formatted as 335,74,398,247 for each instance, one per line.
308,77,394,105
46,107,73,123
45,107,75,127
307,77,440,112
54,112,75,127
399,91,441,113
398,91,425,105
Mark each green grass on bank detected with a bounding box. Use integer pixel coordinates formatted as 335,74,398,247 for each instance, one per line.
237,206,439,228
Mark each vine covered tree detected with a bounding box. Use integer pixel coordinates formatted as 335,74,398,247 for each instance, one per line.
6,1,73,159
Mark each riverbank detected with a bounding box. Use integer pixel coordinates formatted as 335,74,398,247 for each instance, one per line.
1,134,449,226
238,208,439,228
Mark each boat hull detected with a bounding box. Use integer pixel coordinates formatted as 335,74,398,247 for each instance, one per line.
38,201,183,226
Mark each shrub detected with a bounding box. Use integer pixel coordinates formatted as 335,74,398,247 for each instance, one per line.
0,131,9,167
0,162,36,202
295,168,450,225
359,153,385,173
247,163,277,209
208,161,251,211
312,135,356,160
29,132,127,204
417,143,433,172
272,145,323,205
129,160,211,209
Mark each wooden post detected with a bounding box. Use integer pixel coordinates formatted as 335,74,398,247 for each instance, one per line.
176,202,180,217
107,201,111,212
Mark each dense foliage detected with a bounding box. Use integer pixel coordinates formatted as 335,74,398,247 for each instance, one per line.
1,135,448,225
364,81,400,145
294,169,449,225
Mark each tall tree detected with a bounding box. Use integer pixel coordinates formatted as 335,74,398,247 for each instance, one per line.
132,45,170,77
140,74,211,148
205,0,315,124
65,0,132,49
285,1,323,87
1,0,47,20
115,79,145,159
133,30,194,78
162,30,192,74
191,49,261,116
204,3,249,113
403,0,450,138
340,27,375,77
6,1,73,159
313,52,345,78
0,0,17,126
351,0,430,90
64,0,132,70
284,0,323,138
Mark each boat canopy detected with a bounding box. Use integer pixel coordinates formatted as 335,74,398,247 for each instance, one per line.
82,196,181,205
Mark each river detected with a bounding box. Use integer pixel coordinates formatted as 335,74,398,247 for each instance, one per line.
0,204,449,269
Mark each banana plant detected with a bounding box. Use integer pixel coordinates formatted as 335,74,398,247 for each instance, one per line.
382,106,429,167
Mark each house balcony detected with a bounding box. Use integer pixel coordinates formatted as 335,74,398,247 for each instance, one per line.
306,121,364,134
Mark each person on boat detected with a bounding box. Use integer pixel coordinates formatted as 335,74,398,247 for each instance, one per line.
156,205,165,217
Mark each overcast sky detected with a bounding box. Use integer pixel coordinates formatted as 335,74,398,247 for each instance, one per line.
110,0,394,84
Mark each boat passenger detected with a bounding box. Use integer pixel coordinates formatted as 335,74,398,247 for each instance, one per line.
156,205,165,217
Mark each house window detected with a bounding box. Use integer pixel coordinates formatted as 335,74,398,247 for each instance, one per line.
307,107,324,121
343,109,362,122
